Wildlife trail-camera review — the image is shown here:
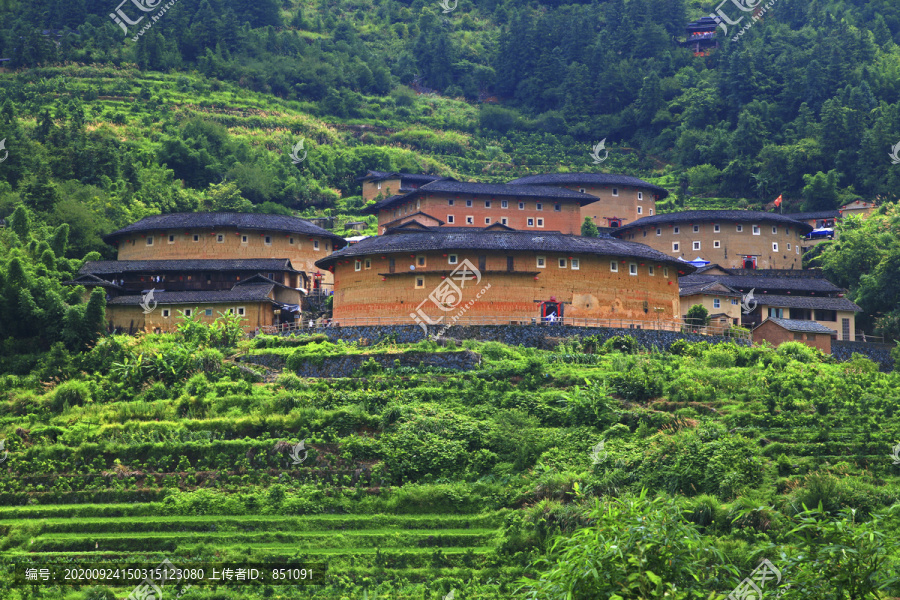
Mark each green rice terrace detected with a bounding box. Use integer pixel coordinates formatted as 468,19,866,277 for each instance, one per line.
1,320,900,599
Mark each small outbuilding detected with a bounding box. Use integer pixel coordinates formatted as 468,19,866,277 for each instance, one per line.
752,317,835,354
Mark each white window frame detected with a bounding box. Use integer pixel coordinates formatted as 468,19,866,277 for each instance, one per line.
664,267,669,277
193,234,200,242
236,307,246,316
752,225,760,235
693,241,701,251
527,218,535,227
714,240,721,248
610,261,619,272
501,217,508,225
264,235,272,245
355,260,362,271
241,235,248,244
637,206,643,215
787,243,791,251
415,277,425,289
796,245,800,254
314,240,320,250
501,200,508,208
466,199,473,207
579,188,586,193
447,215,455,224
713,298,721,309
485,200,491,208
693,225,699,233
612,188,619,196
674,226,680,234
183,308,193,317
714,224,720,233
558,258,567,268
485,218,491,225
518,202,525,210
537,218,544,228
416,255,426,267
168,234,175,244
649,209,654,215
536,203,543,211
656,228,661,236
448,254,458,265
216,234,224,243
365,259,371,270
648,265,655,276
772,226,778,234
673,242,680,252
536,256,546,268
571,258,580,270
466,216,474,225
638,192,643,201
773,242,779,252
161,308,170,317
147,236,154,246
554,203,561,212
629,263,638,276
736,224,743,232
448,199,455,206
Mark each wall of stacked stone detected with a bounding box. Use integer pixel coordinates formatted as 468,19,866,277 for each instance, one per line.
312,324,751,351
242,350,482,378
831,340,896,372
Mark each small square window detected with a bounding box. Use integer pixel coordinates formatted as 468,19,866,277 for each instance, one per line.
559,258,567,268
237,307,245,316
485,218,491,224
714,224,720,232
147,236,154,246
656,228,661,236
161,309,170,317
664,267,669,277
610,261,618,272
536,203,543,211
417,255,426,267
650,209,654,215
518,202,525,210
612,188,619,196
289,237,295,244
365,259,371,269
673,242,680,252
537,218,544,227
265,235,272,245
571,258,580,270
796,245,800,254
772,226,778,234
732,299,739,305
204,309,213,317
377,182,382,189
355,260,362,271
241,235,248,243
326,243,330,251
693,241,701,250
787,243,792,251
554,203,561,211
674,226,680,234
579,187,586,193
447,215,455,224
183,309,193,317
466,216,474,225
637,206,643,215
527,218,535,227
501,218,508,225
168,234,175,244
501,200,508,208
773,242,779,251
466,199,473,207
753,225,760,235
448,199,455,206
217,234,224,243
193,234,200,242
415,277,425,289
537,256,546,268
629,263,638,275
448,254,458,265
314,240,320,250
693,225,699,233
485,201,491,208
714,298,721,309
648,265,655,276
714,240,721,248
736,225,743,232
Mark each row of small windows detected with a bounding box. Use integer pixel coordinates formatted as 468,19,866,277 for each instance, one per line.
143,234,327,250
653,224,792,235
357,255,667,276
671,241,800,253
711,298,741,309
446,215,544,227
609,261,668,277
159,307,242,318
578,188,638,199
448,199,563,211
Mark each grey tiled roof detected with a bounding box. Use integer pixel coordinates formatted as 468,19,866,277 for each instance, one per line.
315,226,697,272
103,213,345,244
678,273,842,293
80,259,301,275
679,281,742,297
752,294,861,312
108,284,276,306
612,210,813,233
507,172,669,199
364,179,599,213
758,317,837,334
783,210,841,221
357,171,444,183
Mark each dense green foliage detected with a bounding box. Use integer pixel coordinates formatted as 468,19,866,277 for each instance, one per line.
0,329,899,598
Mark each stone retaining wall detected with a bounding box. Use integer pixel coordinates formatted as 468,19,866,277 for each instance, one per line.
831,340,896,372
243,350,482,378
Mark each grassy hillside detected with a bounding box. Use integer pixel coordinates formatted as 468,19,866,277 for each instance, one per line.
0,320,898,598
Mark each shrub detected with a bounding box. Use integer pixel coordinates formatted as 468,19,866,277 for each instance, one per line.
602,335,639,354
50,380,91,412
776,341,820,363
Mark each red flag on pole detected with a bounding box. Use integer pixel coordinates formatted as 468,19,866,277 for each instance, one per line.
774,194,783,207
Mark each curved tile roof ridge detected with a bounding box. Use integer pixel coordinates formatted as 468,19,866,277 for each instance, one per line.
103,212,345,244
507,172,669,198
612,210,813,233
